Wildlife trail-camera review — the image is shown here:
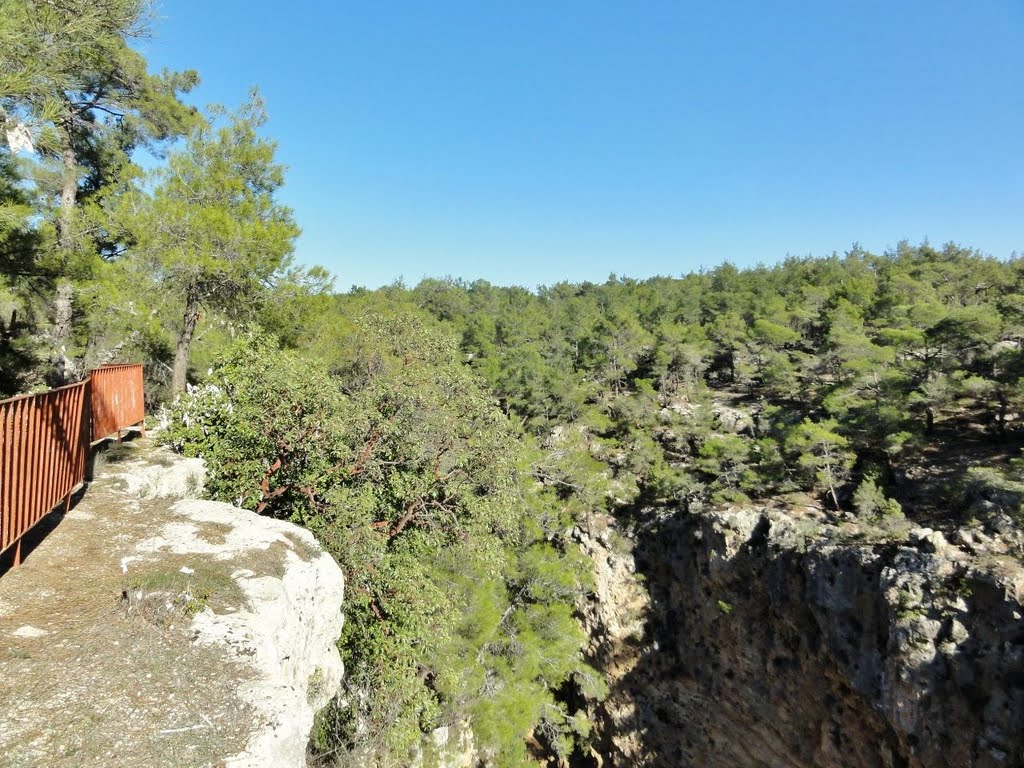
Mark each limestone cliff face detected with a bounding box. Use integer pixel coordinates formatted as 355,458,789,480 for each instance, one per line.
0,438,345,768
116,445,346,768
578,508,1024,768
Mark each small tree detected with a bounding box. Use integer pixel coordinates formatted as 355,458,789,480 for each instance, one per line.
130,93,298,392
852,473,902,518
787,418,855,509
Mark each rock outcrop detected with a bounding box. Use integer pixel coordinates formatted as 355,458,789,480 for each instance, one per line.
0,439,344,768
117,446,346,768
579,507,1024,767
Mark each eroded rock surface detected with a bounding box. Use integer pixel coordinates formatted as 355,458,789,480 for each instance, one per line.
0,438,344,768
135,496,345,768
579,507,1024,768
119,447,346,768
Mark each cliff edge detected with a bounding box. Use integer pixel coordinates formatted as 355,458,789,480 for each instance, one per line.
0,437,344,768
580,505,1024,768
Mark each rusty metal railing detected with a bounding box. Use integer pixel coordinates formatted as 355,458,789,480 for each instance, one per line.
90,364,145,443
0,364,145,567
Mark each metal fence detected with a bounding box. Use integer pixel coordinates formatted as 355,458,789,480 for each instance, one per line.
0,364,145,566
91,364,145,442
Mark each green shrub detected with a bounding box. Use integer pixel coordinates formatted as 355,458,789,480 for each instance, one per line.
168,321,603,766
852,474,903,518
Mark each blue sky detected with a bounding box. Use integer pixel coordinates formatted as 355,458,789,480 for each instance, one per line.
142,1,1024,290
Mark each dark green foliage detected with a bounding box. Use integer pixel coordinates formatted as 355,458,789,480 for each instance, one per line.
167,242,1024,764
6,28,1021,751
378,244,1024,522
853,474,903,519
167,321,602,766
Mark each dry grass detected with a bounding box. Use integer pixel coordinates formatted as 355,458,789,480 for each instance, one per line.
123,558,247,627
282,531,321,563
193,521,233,547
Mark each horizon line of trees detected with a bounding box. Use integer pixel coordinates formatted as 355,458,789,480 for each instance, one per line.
313,242,1024,528
7,3,1024,766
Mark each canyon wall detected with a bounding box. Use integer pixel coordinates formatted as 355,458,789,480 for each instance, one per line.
578,507,1024,768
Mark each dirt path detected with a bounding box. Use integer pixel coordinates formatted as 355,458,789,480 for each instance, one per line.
0,438,253,768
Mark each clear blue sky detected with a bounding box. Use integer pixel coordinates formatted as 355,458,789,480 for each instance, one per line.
142,1,1024,290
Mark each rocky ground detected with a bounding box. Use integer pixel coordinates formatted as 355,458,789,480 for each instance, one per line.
0,437,344,768
577,504,1024,768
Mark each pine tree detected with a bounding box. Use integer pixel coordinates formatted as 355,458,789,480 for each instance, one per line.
126,94,298,392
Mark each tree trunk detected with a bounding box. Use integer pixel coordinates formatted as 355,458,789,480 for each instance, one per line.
57,118,77,251
828,479,841,510
823,457,841,510
50,114,78,383
53,279,74,342
172,288,201,395
49,279,76,384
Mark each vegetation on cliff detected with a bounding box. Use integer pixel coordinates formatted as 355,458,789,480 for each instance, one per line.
167,323,603,765
168,244,1024,762
310,246,1024,535
4,3,1024,764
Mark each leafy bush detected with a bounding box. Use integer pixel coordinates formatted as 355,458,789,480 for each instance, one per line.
852,474,903,519
167,321,603,766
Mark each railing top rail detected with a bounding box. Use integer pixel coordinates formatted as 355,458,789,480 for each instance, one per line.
0,364,143,409
0,379,90,408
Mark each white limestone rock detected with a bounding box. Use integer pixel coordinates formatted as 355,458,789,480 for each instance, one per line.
136,497,345,768
112,446,207,499
11,625,48,638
